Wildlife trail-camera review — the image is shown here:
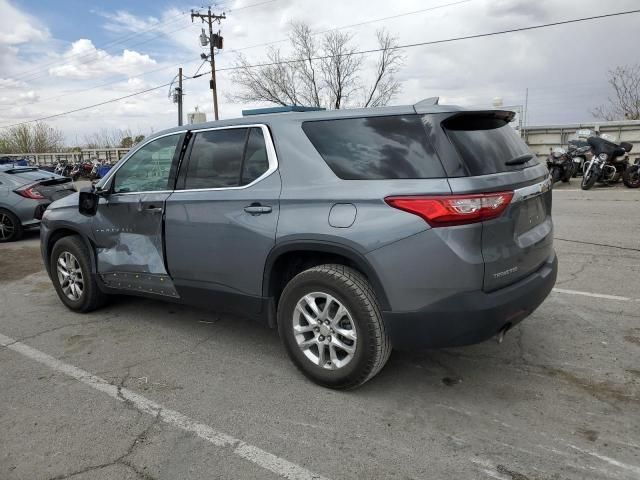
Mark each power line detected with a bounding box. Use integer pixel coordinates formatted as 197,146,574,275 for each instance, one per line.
227,0,473,55
0,82,177,129
3,7,639,129
16,18,197,84
7,0,280,87
11,13,190,81
198,8,640,77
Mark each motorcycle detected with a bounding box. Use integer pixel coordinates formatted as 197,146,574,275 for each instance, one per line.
567,138,592,177
547,145,591,184
623,158,640,188
581,136,633,190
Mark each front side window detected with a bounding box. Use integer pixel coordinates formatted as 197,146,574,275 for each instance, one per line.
112,135,180,193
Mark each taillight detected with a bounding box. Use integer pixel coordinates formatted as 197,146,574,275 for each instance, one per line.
385,191,514,227
14,184,45,200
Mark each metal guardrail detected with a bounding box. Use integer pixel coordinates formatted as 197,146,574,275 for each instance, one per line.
0,148,130,165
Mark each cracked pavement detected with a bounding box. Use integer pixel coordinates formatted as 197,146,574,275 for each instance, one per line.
1,185,639,480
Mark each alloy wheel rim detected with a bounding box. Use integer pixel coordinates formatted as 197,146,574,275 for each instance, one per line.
0,213,15,240
56,251,84,301
292,292,357,370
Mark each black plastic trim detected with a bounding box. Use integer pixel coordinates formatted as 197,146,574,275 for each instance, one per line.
263,240,391,311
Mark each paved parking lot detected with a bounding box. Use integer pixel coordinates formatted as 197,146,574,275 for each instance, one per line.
1,183,639,480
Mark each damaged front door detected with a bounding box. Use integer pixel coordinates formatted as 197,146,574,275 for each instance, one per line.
92,133,184,298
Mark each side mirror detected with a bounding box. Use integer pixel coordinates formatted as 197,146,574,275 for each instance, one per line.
79,189,100,216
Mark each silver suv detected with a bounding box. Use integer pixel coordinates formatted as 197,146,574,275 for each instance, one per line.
40,101,557,389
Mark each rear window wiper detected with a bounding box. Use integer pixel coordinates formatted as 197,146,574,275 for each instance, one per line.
505,154,535,166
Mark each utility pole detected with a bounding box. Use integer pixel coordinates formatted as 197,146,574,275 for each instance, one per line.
170,68,184,126
177,67,183,126
191,7,225,120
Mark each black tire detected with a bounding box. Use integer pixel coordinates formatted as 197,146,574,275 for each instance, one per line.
581,168,597,190
0,209,23,243
550,166,562,184
50,236,107,312
278,264,391,389
623,166,640,188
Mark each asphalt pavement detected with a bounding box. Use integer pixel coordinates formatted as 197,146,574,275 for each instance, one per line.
1,182,639,480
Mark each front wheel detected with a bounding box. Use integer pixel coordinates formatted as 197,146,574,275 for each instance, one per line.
581,167,598,190
50,236,107,312
550,166,562,183
623,165,640,188
278,264,391,389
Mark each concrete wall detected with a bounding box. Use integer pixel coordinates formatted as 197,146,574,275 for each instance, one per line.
523,120,640,157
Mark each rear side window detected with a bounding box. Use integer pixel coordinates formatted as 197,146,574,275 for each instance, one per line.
185,129,247,189
183,127,271,189
443,115,538,175
241,128,269,185
302,115,445,180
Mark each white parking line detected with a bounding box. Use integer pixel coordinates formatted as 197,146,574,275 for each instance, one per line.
0,333,330,480
552,288,633,302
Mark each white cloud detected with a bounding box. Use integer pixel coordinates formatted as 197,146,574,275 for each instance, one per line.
0,0,49,45
100,10,160,33
2,0,640,140
0,77,27,89
0,90,39,105
48,39,157,80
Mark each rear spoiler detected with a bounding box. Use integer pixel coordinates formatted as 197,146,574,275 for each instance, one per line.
3,167,39,174
442,110,516,130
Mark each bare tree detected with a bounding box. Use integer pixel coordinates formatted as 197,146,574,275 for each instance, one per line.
228,22,404,109
363,30,403,107
592,64,640,121
83,128,145,149
320,31,362,109
0,122,64,153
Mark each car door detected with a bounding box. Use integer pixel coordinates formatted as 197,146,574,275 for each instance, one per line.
92,133,185,297
164,125,280,314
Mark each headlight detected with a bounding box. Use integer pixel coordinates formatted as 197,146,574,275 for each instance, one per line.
598,153,608,161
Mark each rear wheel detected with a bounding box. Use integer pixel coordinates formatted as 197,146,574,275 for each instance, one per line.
581,167,598,190
623,165,640,188
0,209,22,242
278,264,391,389
50,236,107,312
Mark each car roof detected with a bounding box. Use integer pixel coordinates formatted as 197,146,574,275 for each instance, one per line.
151,103,468,140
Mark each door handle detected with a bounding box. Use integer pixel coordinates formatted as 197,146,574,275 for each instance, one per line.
244,203,272,215
143,205,163,214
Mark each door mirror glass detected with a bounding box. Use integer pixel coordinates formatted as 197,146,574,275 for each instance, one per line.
112,135,181,193
78,190,99,216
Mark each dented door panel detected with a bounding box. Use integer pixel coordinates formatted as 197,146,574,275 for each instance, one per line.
93,192,171,275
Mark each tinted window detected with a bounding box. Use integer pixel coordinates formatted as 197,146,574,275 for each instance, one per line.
113,135,180,193
241,128,269,185
185,129,247,189
302,115,445,180
443,115,538,175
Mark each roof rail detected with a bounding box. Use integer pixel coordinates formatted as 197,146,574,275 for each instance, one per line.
241,106,326,116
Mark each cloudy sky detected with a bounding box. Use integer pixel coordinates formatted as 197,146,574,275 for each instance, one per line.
0,0,639,142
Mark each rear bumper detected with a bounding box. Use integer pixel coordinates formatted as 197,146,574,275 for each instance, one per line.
382,252,557,350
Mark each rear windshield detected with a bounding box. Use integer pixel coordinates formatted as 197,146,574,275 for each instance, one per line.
443,115,538,175
302,115,445,180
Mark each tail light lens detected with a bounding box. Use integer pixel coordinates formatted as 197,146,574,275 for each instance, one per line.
385,192,514,227
14,184,45,200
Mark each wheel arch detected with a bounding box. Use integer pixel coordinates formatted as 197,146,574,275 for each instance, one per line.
263,241,390,312
46,227,98,276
